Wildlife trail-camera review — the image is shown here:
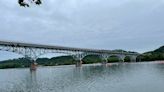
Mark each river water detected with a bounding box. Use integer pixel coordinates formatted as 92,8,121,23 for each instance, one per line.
0,62,164,92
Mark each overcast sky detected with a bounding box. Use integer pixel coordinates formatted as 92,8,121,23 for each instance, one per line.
0,0,164,60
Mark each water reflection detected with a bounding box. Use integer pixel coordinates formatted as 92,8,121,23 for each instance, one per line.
26,70,38,92
0,63,164,92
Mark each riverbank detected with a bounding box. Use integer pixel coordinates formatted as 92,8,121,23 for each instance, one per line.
1,61,164,92
1,60,164,69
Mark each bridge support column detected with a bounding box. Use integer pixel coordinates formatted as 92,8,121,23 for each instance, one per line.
119,55,125,63
76,60,83,67
101,57,108,65
30,60,37,71
130,56,137,62
100,54,109,65
102,59,108,65
73,53,86,67
138,56,142,62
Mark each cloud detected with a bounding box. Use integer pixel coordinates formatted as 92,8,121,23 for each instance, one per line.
0,0,164,60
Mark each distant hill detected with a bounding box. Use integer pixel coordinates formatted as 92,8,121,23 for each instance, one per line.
154,46,164,53
0,55,102,69
0,49,134,69
0,56,75,69
141,46,164,61
0,47,163,69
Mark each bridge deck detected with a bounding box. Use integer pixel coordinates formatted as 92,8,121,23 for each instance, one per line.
0,40,139,55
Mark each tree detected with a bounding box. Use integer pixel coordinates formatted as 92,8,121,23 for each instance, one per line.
18,0,42,7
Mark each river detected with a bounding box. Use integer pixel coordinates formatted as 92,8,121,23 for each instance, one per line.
0,62,164,92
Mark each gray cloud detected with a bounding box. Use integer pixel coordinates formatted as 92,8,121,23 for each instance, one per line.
0,0,164,60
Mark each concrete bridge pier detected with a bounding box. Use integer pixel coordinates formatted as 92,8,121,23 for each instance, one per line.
76,60,83,67
30,60,37,71
101,54,109,65
101,58,108,65
130,56,137,62
119,55,126,63
73,53,86,67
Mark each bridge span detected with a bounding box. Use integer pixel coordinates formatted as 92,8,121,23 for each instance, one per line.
0,40,140,70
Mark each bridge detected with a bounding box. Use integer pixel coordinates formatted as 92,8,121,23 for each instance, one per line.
0,40,140,70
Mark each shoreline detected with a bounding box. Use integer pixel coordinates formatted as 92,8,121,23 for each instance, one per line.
1,61,164,69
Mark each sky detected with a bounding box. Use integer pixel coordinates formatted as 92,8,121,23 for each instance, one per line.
0,0,164,60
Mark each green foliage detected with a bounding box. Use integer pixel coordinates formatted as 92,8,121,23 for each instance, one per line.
0,63,21,69
124,56,131,62
108,56,119,63
0,56,76,69
0,46,164,69
0,58,30,69
141,52,164,61
83,55,101,64
141,46,164,61
18,0,42,7
49,56,75,65
154,46,164,53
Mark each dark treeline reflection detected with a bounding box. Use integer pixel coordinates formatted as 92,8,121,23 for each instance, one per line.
1,63,164,92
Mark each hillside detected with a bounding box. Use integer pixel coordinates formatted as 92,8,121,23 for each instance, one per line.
0,55,102,69
0,46,163,69
154,46,164,53
141,46,164,61
0,52,129,69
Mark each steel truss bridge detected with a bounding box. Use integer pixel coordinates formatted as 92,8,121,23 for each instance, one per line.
0,40,140,68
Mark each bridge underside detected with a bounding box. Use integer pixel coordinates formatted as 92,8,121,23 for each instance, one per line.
0,41,140,70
